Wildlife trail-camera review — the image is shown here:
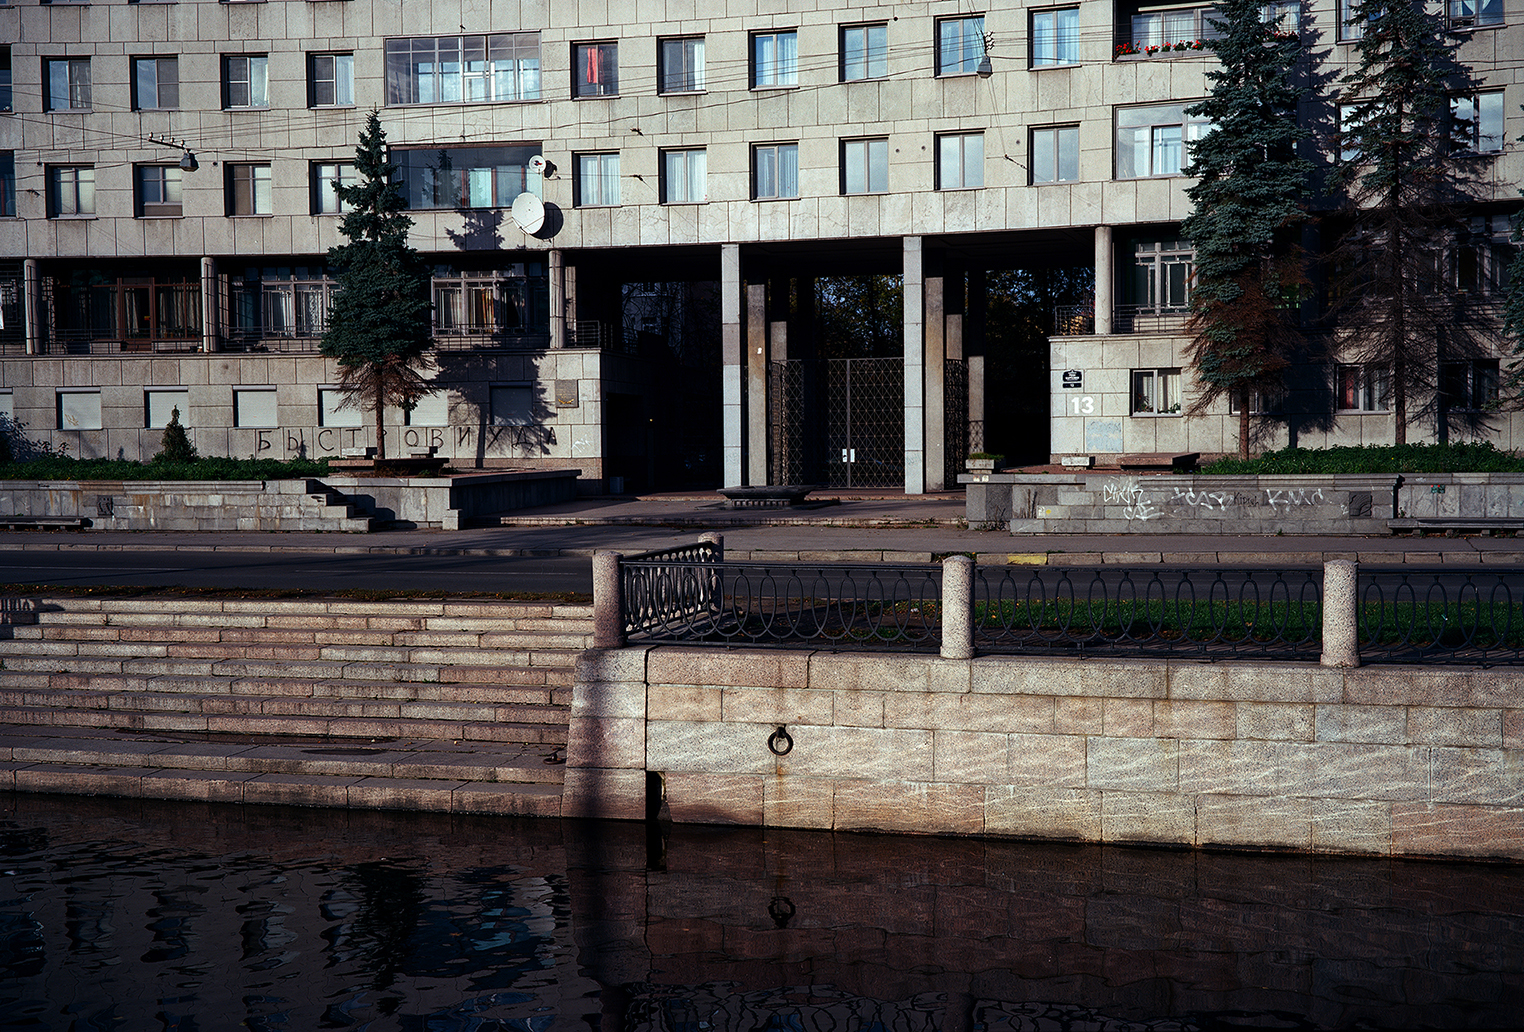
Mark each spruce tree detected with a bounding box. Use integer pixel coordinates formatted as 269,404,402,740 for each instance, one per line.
1330,0,1494,444
1503,112,1524,394
155,407,198,463
321,111,435,460
1181,0,1312,460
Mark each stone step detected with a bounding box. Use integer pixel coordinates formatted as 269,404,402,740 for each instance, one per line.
0,653,578,687
0,670,572,706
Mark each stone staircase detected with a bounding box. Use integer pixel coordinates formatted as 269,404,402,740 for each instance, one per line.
0,595,593,815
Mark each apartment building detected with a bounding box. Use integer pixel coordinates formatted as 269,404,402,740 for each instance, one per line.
0,0,1518,492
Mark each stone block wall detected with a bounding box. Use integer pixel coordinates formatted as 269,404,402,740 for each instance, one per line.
564,645,1524,860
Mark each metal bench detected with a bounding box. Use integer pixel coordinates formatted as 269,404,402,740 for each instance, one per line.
717,485,821,509
0,516,94,531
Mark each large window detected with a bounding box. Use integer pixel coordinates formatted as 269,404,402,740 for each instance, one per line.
228,164,272,216
1031,125,1079,183
574,41,618,97
47,166,94,217
936,15,986,75
228,267,335,342
308,52,354,107
0,152,14,218
660,37,705,93
937,133,983,189
1127,238,1194,315
1032,8,1079,66
434,266,547,339
145,389,189,431
1337,364,1389,411
575,152,620,206
662,149,707,204
385,34,541,104
1452,90,1506,153
45,57,91,110
1450,0,1504,27
133,56,178,110
752,30,798,88
842,137,888,194
1441,359,1500,411
1131,369,1182,415
395,145,541,209
311,162,356,214
136,165,182,218
841,23,887,81
223,55,269,109
753,143,799,200
1115,102,1212,177
57,390,102,431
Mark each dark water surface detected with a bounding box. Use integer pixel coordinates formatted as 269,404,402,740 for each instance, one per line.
1,794,1522,1031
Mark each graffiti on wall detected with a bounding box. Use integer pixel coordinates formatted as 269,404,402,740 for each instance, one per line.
1103,477,1326,521
253,424,555,457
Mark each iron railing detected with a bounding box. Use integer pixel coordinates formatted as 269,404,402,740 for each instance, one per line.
621,542,724,641
1358,570,1524,664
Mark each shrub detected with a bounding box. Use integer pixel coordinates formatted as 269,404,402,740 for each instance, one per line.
1202,442,1524,475
155,408,199,463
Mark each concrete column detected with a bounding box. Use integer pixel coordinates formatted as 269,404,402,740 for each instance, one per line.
592,550,625,649
924,267,946,492
721,244,743,487
768,277,789,362
23,259,39,356
746,280,769,486
1321,559,1360,668
698,531,724,560
903,236,925,495
548,249,565,349
1094,225,1114,336
967,268,986,453
940,554,974,660
200,256,218,353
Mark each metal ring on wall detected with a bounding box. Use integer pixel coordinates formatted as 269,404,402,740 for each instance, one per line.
767,725,793,756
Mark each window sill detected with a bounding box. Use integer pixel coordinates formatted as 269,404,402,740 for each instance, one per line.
661,201,709,206
309,104,357,110
49,215,97,221
1130,412,1181,418
227,214,274,218
658,90,707,97
574,93,620,100
752,196,800,203
750,84,799,92
1031,61,1081,69
138,214,184,219
225,107,273,112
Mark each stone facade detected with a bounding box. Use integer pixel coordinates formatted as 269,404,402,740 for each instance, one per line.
566,645,1524,859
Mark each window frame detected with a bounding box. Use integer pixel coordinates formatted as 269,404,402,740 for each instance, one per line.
659,36,706,94
1031,124,1080,184
132,55,178,111
1114,101,1213,179
56,388,103,432
222,54,270,109
936,132,984,190
1336,364,1390,412
840,22,888,82
661,148,708,204
1449,0,1504,29
1031,7,1079,68
44,57,92,111
1451,89,1506,154
233,387,278,428
227,163,273,216
751,29,799,89
935,15,986,77
574,151,621,207
384,33,542,106
145,389,190,431
0,151,14,218
752,142,800,200
394,145,542,210
1440,358,1500,411
47,164,95,218
1,46,10,113
308,52,354,108
573,40,619,98
841,136,889,195
1130,368,1183,416
135,164,183,218
311,161,356,215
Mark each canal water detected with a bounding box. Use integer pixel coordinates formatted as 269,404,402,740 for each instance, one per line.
1,793,1521,1031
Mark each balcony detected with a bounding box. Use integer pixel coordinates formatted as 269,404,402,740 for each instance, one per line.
1113,1,1298,58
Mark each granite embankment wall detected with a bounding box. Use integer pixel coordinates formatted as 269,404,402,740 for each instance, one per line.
963,472,1524,534
564,647,1524,860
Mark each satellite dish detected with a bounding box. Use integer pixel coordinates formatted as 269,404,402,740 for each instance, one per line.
527,154,547,176
511,192,546,234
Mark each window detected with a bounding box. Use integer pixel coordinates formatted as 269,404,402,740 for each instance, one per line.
937,133,983,189
1337,364,1389,411
1115,102,1213,178
1032,8,1079,67
47,166,95,217
660,37,705,93
227,267,335,342
2,46,14,112
1338,103,1364,162
319,388,362,427
145,389,189,430
574,41,618,97
752,30,798,88
841,23,887,81
1452,90,1506,153
753,143,799,200
433,267,546,339
45,58,91,111
662,149,707,204
136,165,183,218
133,56,178,110
233,388,278,428
228,163,272,216
575,153,620,207
842,137,888,194
385,34,541,104
490,384,534,426
395,146,542,209
57,390,102,431
0,152,13,218
1261,0,1301,31
308,52,354,107
1131,369,1182,415
406,392,449,426
1450,0,1504,27
1128,238,1194,314
1031,125,1080,183
1338,0,1372,40
1441,359,1500,411
1228,390,1278,415
936,15,986,75
312,162,356,214
1455,215,1514,296
223,55,269,108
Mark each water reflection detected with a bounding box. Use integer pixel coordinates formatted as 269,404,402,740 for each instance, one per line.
1,793,1521,1030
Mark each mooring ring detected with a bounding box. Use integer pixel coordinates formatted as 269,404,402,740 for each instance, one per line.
767,725,793,756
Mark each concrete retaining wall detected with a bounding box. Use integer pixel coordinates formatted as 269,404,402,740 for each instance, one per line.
324,469,582,529
963,472,1524,534
565,646,1524,860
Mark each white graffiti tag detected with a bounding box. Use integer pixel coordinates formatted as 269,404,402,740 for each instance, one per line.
1170,487,1233,512
1266,487,1324,512
1102,477,1162,521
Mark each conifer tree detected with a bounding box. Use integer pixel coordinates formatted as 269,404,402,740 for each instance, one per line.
1503,113,1524,393
155,407,198,463
1330,0,1493,444
321,111,434,460
1181,0,1312,460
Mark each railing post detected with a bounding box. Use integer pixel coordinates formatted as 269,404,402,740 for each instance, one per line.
941,554,975,660
593,550,625,649
1321,559,1360,668
699,532,724,560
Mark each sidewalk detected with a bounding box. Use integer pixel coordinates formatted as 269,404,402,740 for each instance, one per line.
1,491,1522,565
